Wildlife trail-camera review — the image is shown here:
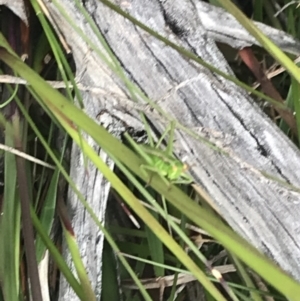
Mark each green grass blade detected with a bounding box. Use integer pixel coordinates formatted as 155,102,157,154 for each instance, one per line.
145,213,165,277
217,0,300,85
91,0,291,111
35,168,59,263
58,200,96,301
111,155,231,299
30,207,84,299
291,77,300,143
101,242,121,301
0,131,20,301
230,254,263,301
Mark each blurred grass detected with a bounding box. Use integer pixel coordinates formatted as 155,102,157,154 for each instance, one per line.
0,0,300,301
0,129,20,301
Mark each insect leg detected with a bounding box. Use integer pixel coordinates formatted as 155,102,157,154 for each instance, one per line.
142,115,155,147
171,178,193,185
165,120,176,157
140,164,171,188
124,132,153,165
171,172,193,185
155,122,172,149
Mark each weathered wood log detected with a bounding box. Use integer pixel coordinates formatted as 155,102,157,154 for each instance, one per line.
0,0,28,25
199,1,300,53
41,0,300,298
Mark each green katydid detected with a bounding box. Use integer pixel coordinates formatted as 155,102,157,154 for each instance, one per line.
124,121,193,187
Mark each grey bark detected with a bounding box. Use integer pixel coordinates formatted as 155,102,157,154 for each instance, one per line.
39,0,300,299
198,1,300,53
0,0,28,25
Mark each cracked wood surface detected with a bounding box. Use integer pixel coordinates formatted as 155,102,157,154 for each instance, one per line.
41,0,300,298
198,1,300,53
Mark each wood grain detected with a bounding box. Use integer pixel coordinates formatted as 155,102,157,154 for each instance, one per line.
41,0,300,298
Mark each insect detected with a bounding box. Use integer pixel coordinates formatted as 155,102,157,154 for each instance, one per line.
125,121,193,187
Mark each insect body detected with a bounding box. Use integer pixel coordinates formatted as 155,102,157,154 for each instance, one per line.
139,145,192,185
125,121,193,187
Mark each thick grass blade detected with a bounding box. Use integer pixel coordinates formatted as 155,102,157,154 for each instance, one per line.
30,207,84,299
35,168,59,263
145,214,165,277
101,241,121,301
0,130,20,301
291,78,300,143
217,0,300,85
57,199,96,301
